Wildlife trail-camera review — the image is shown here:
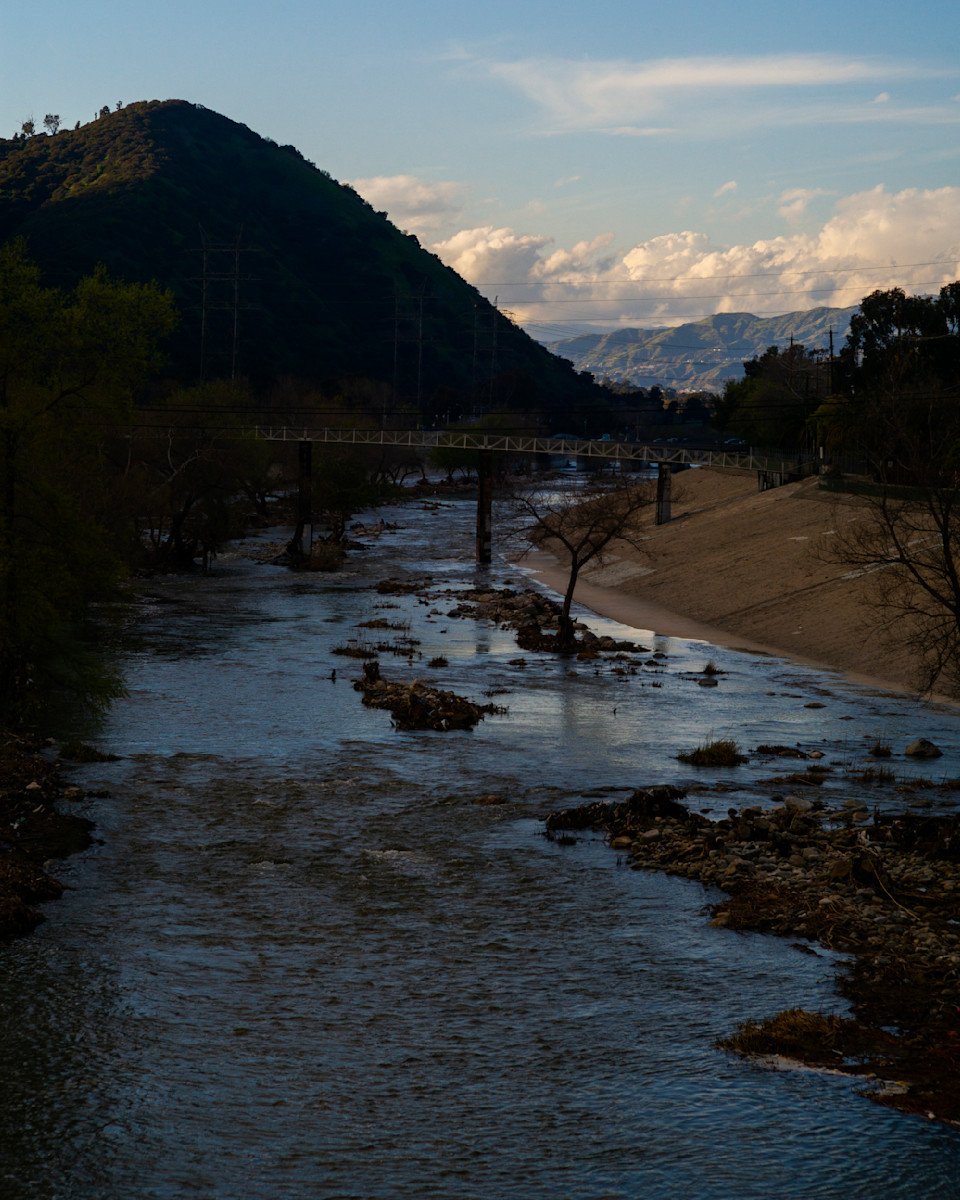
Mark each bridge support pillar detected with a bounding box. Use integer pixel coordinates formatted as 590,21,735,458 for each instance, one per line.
476,451,493,565
655,463,672,525
291,439,313,555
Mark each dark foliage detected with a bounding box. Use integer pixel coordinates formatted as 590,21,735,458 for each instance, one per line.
0,100,603,424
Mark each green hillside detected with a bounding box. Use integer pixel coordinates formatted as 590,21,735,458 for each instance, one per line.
0,100,597,420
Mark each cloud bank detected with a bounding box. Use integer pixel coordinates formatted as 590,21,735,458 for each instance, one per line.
431,185,960,331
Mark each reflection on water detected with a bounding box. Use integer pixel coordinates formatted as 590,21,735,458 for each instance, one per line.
3,495,960,1198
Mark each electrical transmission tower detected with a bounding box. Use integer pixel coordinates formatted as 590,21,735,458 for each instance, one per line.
473,296,505,413
391,282,432,412
192,226,255,380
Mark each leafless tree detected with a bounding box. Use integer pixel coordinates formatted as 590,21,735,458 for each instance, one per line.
828,383,960,694
504,473,655,649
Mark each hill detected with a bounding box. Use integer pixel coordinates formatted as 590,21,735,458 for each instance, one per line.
0,100,598,420
546,307,858,393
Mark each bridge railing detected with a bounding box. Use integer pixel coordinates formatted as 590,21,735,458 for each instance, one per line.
240,425,819,476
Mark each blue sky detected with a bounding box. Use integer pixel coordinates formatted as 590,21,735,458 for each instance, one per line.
4,1,959,333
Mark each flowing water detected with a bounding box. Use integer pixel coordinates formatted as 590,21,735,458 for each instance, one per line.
4,492,960,1198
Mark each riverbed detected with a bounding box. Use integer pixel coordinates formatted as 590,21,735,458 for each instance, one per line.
3,493,960,1198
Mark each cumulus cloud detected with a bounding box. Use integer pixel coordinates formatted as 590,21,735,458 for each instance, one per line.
429,185,960,331
350,174,463,236
714,180,738,198
778,187,831,221
873,91,891,104
431,226,554,287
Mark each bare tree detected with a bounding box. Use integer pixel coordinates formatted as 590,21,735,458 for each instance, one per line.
828,383,960,694
505,474,655,649
42,113,60,135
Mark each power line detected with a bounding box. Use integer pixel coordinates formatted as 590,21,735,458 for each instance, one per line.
472,258,959,288
498,279,952,306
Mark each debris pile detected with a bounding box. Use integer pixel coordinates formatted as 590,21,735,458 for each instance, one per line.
445,586,647,655
545,787,960,1124
353,661,505,731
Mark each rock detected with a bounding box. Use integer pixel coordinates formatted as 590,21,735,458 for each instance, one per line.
905,738,942,759
784,796,813,813
610,835,634,849
697,677,719,688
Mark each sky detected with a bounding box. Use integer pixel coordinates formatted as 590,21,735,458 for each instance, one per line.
4,0,960,336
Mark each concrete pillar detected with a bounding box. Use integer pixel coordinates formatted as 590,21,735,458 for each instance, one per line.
476,450,493,564
297,439,313,554
655,462,672,525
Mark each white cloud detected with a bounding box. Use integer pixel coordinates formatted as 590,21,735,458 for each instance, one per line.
431,226,554,287
873,91,891,104
714,180,738,198
350,174,463,236
778,187,831,221
484,53,944,134
430,186,960,330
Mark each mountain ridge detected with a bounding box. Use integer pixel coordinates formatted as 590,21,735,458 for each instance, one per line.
544,306,859,392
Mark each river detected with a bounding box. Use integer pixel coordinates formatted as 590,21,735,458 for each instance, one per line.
3,490,960,1198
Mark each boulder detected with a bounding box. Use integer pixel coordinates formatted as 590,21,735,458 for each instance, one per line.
905,738,943,759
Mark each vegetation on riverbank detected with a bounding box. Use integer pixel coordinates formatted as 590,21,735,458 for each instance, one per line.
0,732,96,941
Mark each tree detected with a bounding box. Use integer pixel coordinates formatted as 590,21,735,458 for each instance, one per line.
0,242,176,725
718,343,828,449
42,113,60,135
19,118,34,138
506,475,655,649
129,380,265,568
826,282,960,693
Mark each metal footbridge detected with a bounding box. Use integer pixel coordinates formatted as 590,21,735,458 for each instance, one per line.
245,426,818,564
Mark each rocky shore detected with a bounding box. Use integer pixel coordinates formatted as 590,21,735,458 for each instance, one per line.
546,783,960,1125
0,734,97,941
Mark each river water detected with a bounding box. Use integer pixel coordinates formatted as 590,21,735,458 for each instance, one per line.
4,491,960,1198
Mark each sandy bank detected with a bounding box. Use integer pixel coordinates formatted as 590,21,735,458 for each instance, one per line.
519,468,937,699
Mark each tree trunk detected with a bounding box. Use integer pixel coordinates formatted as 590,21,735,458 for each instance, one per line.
558,563,579,650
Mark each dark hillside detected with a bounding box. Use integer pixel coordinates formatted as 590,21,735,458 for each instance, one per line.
0,100,597,420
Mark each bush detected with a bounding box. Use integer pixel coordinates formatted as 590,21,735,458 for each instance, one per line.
677,739,747,767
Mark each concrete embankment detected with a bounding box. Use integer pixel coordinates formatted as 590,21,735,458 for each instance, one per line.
522,468,936,698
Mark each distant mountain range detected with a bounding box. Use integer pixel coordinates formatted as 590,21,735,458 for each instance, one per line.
543,307,859,392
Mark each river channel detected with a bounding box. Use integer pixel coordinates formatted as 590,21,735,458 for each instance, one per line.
4,488,960,1198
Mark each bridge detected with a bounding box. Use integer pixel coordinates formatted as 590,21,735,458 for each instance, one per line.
243,426,818,565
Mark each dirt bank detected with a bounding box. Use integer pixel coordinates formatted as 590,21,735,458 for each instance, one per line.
521,468,934,697
0,733,96,941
